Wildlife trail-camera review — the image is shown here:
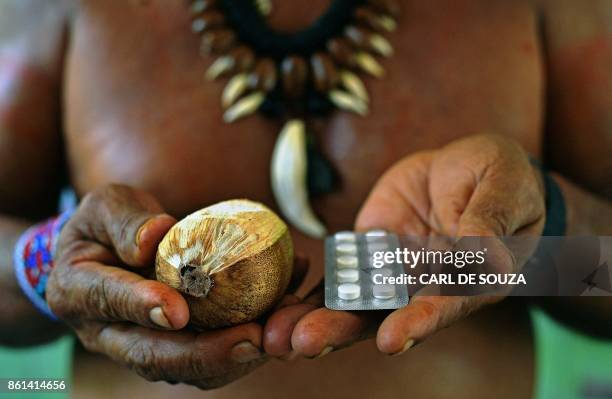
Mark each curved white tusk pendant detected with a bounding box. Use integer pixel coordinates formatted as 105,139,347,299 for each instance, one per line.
270,119,327,238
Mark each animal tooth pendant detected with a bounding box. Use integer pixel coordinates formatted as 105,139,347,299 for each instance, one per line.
255,0,272,16
223,92,265,122
222,73,249,107
339,70,369,103
206,55,234,80
353,52,385,77
190,0,401,238
271,120,327,238
329,89,369,116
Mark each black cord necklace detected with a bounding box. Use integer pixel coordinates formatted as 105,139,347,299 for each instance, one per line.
222,0,365,118
189,0,401,237
222,0,361,57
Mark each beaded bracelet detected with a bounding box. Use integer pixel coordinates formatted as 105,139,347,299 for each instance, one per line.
13,210,73,320
529,157,567,236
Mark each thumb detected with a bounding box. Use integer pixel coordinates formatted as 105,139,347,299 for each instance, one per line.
355,152,435,235
77,184,177,267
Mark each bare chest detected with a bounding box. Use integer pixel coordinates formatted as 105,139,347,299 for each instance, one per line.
64,0,543,230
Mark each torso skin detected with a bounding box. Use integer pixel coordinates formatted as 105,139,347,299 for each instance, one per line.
67,2,538,397
3,0,612,397
66,0,543,219
66,0,544,279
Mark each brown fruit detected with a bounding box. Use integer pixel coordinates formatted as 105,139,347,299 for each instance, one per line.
155,199,293,329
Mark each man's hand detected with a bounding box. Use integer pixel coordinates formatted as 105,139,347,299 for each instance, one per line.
264,134,546,358
47,184,266,389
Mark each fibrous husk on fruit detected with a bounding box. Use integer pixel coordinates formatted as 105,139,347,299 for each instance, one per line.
155,199,293,329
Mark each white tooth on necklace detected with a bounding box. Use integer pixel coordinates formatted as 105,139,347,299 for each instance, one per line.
339,70,369,103
369,34,394,57
270,119,327,238
329,89,369,116
255,0,273,16
206,56,235,81
191,0,207,14
221,73,249,108
191,18,207,33
223,91,265,123
378,15,397,32
353,52,385,78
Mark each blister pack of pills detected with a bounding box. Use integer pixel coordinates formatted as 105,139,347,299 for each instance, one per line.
324,230,410,311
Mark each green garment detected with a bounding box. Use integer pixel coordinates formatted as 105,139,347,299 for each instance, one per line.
1,311,612,399
0,336,73,399
532,308,612,399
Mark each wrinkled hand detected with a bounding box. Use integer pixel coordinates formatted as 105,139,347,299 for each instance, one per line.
47,184,266,389
264,134,545,358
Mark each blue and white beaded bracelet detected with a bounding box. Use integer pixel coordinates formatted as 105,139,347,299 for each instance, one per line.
13,210,73,320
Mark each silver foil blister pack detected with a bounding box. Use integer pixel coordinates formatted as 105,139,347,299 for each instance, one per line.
324,230,410,311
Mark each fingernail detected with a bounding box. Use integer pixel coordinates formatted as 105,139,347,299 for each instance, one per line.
315,346,334,359
136,214,173,246
231,341,262,364
391,339,415,356
149,307,172,329
136,218,154,246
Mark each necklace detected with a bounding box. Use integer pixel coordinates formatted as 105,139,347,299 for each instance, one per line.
189,0,400,237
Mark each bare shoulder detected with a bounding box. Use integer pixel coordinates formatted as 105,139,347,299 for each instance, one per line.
0,0,74,38
534,0,612,198
0,0,76,217
0,0,74,70
535,0,612,42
